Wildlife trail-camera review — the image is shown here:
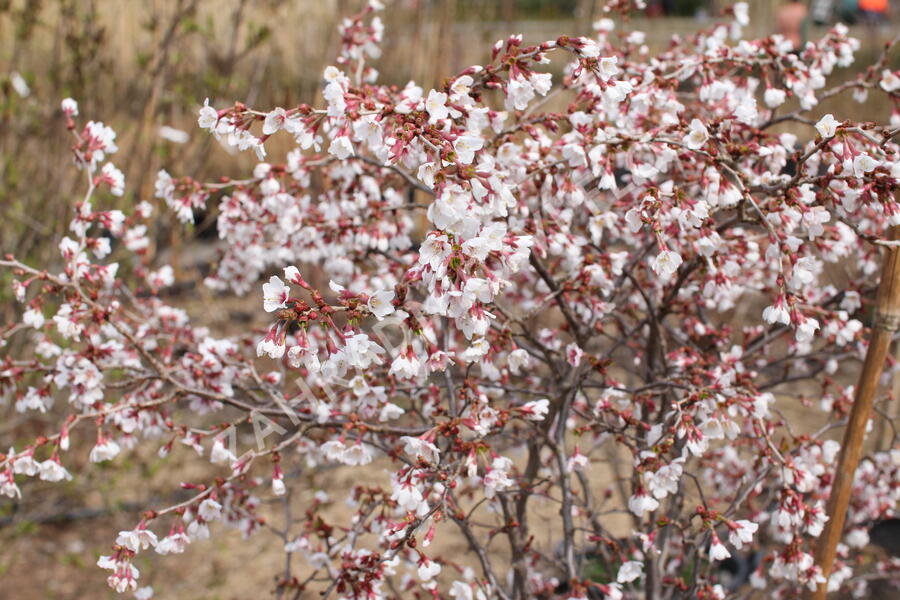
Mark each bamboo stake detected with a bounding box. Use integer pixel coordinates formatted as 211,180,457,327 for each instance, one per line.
808,226,900,600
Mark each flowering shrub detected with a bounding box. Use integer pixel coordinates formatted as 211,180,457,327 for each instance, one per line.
2,1,900,598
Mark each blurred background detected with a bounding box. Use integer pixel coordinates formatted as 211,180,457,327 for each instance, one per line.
1,1,898,598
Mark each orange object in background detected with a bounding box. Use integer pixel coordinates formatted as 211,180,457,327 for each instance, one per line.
859,0,888,11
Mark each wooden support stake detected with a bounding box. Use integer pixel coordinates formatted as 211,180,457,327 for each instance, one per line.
808,226,900,600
